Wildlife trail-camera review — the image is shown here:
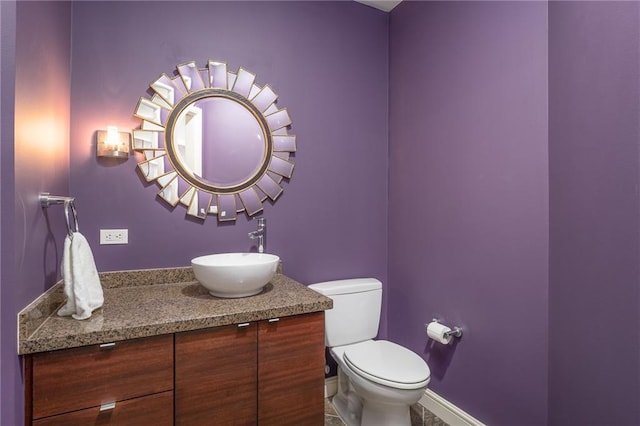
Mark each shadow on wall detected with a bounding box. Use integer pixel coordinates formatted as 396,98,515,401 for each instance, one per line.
32,203,62,293
424,338,460,381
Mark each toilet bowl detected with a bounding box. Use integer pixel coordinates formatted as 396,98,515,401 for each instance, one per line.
308,279,431,426
331,340,430,426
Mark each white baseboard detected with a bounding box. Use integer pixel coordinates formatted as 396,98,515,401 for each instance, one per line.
419,388,485,426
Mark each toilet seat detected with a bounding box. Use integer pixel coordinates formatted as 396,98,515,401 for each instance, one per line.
343,340,430,390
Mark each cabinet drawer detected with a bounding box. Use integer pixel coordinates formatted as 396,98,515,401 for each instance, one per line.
33,390,173,426
32,334,173,419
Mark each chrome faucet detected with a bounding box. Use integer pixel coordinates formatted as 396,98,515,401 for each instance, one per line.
248,217,266,253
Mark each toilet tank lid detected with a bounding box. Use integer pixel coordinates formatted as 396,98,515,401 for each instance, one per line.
308,278,381,295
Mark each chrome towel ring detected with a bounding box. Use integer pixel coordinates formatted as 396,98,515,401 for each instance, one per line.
39,193,79,238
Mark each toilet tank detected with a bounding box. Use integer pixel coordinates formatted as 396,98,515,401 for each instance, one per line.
308,278,382,347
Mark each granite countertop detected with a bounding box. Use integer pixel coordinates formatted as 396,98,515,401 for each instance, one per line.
18,267,332,355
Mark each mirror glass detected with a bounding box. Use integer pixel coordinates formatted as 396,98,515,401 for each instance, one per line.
132,61,296,222
172,97,266,188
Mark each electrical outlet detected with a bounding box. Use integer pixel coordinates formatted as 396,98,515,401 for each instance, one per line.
100,229,128,245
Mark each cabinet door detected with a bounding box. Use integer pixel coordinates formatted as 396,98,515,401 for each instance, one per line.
32,390,173,426
258,312,325,426
175,323,258,426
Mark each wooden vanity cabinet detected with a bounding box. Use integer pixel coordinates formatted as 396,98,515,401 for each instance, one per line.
175,312,325,426
24,311,325,425
25,334,173,425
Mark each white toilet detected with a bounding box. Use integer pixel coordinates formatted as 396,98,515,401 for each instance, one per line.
308,278,430,426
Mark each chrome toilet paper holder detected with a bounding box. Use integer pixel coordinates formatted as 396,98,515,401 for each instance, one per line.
429,318,463,339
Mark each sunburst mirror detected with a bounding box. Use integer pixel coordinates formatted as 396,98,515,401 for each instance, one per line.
132,60,295,222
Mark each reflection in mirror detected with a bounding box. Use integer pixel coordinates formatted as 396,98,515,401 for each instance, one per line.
273,135,296,152
173,97,266,188
185,190,200,218
133,60,296,222
132,130,159,150
186,190,213,220
151,94,171,110
138,154,166,182
232,68,256,98
257,174,284,201
265,109,292,131
157,172,179,205
178,62,206,92
238,188,263,216
269,156,295,178
180,186,196,208
135,98,165,125
151,74,183,106
141,120,164,132
227,72,237,91
217,194,237,221
251,85,278,112
208,61,227,88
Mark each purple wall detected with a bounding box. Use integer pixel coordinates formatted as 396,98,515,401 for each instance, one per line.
0,2,388,424
0,1,17,422
69,1,389,293
548,2,640,425
15,0,71,310
5,2,640,424
388,2,549,424
2,1,71,424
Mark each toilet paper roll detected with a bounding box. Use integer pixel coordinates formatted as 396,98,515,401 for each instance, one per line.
427,321,453,345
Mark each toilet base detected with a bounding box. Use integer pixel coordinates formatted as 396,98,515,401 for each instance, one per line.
332,393,361,426
332,383,415,426
361,399,412,426
332,367,363,426
331,363,422,426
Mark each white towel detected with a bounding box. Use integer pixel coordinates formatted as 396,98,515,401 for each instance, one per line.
57,232,104,320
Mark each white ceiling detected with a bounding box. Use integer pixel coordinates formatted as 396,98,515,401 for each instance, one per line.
355,0,403,13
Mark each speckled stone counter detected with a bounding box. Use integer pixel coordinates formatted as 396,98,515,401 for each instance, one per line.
18,267,332,355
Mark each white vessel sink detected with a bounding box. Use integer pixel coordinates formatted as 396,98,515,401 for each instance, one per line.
191,253,279,298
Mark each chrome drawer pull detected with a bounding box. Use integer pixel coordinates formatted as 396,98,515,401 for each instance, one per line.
237,322,251,328
99,342,116,349
268,318,280,323
100,402,116,412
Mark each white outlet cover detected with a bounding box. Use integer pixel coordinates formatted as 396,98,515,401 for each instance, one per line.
100,229,129,245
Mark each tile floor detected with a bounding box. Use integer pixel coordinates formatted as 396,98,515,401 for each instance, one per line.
324,398,449,426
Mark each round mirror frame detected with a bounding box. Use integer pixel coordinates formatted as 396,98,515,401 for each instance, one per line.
132,60,296,222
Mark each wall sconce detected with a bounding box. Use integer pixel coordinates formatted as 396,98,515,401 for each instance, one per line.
97,126,130,158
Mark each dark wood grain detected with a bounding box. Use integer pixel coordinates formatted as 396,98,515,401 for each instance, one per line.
258,312,325,426
27,312,326,425
32,391,173,426
24,355,33,426
175,323,258,426
31,334,173,419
